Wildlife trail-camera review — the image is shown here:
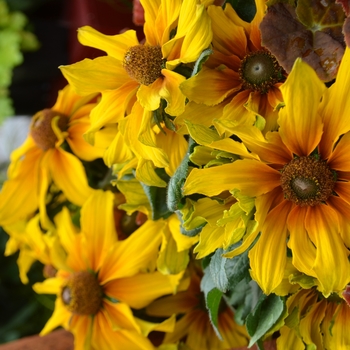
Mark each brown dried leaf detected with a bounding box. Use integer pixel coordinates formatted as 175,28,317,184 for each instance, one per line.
336,0,350,16
260,2,345,81
343,16,350,47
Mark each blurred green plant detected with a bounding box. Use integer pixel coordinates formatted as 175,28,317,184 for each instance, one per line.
0,0,39,122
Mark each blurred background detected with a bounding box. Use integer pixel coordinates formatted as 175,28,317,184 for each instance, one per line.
0,0,142,343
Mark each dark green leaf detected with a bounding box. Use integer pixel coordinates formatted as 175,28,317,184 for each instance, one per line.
167,138,196,211
225,0,257,23
209,249,229,292
200,267,223,339
140,169,172,220
225,249,251,290
246,293,286,347
191,48,213,77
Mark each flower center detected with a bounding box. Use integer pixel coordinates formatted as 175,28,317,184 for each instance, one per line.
123,45,163,86
30,109,69,150
61,271,103,315
280,156,336,206
239,50,283,94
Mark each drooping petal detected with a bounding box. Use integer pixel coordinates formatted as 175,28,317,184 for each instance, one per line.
249,200,292,294
99,219,164,283
60,56,131,95
287,206,317,279
305,204,350,296
80,190,117,272
105,271,176,309
183,160,281,197
279,58,325,156
88,83,138,136
180,66,241,106
39,298,71,336
102,301,140,332
48,148,93,206
327,131,350,172
319,47,350,158
208,4,247,56
77,26,139,61
0,148,42,226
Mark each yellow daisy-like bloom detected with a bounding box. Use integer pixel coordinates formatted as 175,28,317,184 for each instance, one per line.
33,190,178,350
59,0,211,184
0,84,102,228
184,47,350,296
147,269,249,350
178,1,284,133
278,288,350,350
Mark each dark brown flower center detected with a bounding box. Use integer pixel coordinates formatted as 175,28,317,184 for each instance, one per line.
30,109,69,150
61,271,103,315
123,45,163,86
239,50,284,94
280,156,336,206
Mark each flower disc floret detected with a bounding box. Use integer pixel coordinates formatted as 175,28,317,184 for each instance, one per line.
61,271,102,315
123,45,164,86
30,108,69,150
239,50,283,94
280,156,335,206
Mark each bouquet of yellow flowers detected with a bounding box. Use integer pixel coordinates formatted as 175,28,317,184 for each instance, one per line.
1,0,350,349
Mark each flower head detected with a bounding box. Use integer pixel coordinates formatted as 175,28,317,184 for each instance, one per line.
183,47,350,296
33,190,178,349
0,85,102,228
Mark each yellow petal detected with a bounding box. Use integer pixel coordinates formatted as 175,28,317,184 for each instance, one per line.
180,66,241,106
99,219,164,282
279,58,325,156
249,200,292,294
80,190,117,272
60,56,130,95
106,271,177,309
305,204,350,296
49,148,93,206
319,46,350,158
78,26,139,61
184,160,281,197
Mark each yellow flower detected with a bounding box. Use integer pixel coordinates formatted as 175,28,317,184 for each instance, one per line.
278,288,350,350
183,47,350,296
33,190,178,350
178,1,284,133
147,269,249,349
0,85,102,228
59,0,211,185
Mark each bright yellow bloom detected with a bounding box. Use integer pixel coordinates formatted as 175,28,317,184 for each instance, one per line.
278,288,350,350
184,47,350,296
33,190,178,350
147,269,249,349
0,85,102,228
59,0,210,185
178,1,284,133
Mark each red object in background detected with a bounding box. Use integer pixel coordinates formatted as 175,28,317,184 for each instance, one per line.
133,0,145,26
64,0,144,64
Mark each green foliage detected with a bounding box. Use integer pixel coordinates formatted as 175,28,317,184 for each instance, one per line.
167,138,196,211
140,168,173,220
0,0,39,121
246,293,286,348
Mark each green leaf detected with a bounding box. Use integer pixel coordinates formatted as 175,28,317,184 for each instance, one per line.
191,48,213,77
246,293,286,347
209,249,228,292
140,169,172,220
226,249,251,289
200,267,223,339
224,0,257,23
167,138,196,211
